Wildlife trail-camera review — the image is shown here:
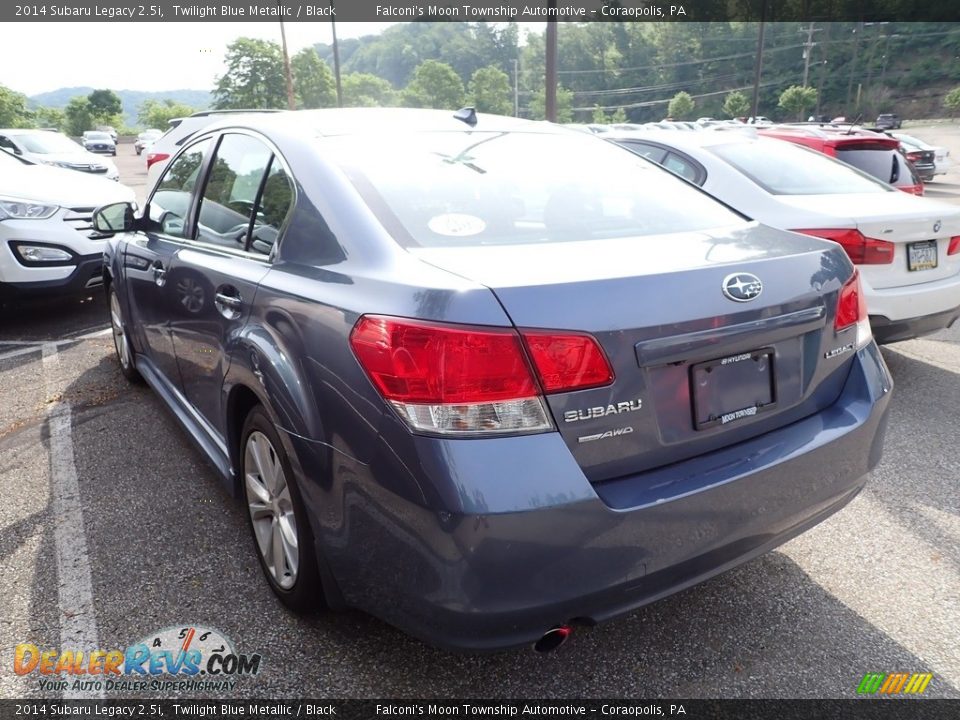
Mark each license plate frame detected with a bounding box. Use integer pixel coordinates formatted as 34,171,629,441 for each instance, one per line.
691,348,776,431
907,240,938,272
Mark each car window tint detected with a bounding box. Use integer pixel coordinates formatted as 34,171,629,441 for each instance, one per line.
327,131,744,248
663,152,700,183
195,134,272,249
151,138,211,239
709,140,893,195
248,159,294,256
834,147,904,186
621,141,667,163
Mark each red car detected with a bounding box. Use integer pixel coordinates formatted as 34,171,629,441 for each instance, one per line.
758,125,924,195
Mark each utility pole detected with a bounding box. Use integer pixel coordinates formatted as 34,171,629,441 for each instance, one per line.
801,22,821,87
545,1,558,122
279,20,296,110
513,58,519,117
750,5,767,118
330,1,343,107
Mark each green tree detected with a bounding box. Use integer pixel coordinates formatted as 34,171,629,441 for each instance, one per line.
402,60,465,109
667,91,695,120
944,86,960,118
292,47,336,109
341,73,396,107
87,89,122,120
213,37,287,110
529,86,573,123
609,107,628,124
0,85,33,128
468,66,512,115
33,107,64,131
138,99,196,130
722,90,750,118
778,85,818,120
64,96,94,136
591,105,607,124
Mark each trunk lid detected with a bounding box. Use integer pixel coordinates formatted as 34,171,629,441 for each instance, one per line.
411,224,857,482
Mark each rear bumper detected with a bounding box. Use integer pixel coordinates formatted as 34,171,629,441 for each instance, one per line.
864,270,960,327
871,303,960,343
303,343,892,651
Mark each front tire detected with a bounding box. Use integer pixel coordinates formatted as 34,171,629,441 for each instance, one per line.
241,405,321,612
109,287,141,383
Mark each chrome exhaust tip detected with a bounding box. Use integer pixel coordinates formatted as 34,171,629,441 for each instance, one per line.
533,625,572,653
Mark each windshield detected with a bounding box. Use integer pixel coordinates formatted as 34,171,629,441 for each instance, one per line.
709,139,893,195
11,132,84,154
86,133,112,141
322,130,745,248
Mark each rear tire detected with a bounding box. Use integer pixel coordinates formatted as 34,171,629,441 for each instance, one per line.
109,287,142,383
241,405,322,613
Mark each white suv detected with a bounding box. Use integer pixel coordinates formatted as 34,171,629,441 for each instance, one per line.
0,129,120,181
0,149,133,298
146,109,283,190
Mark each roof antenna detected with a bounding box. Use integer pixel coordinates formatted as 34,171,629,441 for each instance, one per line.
453,107,478,127
845,113,863,134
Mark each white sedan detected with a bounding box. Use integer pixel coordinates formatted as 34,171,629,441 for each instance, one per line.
892,132,952,177
608,129,960,343
0,148,134,298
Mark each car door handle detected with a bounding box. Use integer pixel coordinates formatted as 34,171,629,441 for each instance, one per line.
214,292,242,309
152,263,166,287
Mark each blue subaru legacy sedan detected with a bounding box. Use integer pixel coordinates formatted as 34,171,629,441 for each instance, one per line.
94,109,892,652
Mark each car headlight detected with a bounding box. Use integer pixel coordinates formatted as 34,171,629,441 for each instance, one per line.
14,244,73,263
0,197,59,220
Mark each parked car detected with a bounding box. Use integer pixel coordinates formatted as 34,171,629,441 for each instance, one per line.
896,139,936,182
893,132,951,178
758,124,924,195
93,109,892,652
97,125,119,143
0,129,119,181
608,129,960,343
134,129,162,155
145,109,282,190
876,113,902,129
81,130,117,156
0,147,133,298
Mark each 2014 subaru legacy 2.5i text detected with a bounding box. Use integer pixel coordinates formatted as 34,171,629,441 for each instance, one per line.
93,109,892,652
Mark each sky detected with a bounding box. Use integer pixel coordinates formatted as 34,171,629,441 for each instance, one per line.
1,22,398,97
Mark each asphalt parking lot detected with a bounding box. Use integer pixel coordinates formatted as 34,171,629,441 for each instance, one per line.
1,130,958,700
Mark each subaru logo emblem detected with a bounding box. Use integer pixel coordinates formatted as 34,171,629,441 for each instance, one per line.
933,220,942,233
722,272,763,302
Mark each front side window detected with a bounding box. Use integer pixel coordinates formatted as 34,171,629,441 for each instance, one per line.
194,134,273,249
325,130,744,248
150,138,211,238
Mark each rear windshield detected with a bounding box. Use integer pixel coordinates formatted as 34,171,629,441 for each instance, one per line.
322,130,745,247
708,140,892,195
835,147,905,186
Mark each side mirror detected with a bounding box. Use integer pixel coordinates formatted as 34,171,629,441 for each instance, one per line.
92,202,137,234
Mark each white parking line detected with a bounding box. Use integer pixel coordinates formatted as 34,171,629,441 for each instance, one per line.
41,343,104,700
0,328,111,363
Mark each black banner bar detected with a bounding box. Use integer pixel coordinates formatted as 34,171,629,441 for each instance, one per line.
4,1,960,23
0,700,958,720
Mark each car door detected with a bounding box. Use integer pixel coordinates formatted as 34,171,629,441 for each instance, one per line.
124,137,213,390
166,132,285,437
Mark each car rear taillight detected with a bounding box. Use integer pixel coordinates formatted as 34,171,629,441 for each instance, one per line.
834,269,872,348
948,236,960,256
906,150,923,162
145,152,169,169
793,228,894,265
520,331,614,393
349,316,614,435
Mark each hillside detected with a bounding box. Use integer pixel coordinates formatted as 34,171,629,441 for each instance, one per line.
28,87,212,127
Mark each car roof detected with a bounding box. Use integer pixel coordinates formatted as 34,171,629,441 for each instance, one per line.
604,127,760,150
198,108,562,138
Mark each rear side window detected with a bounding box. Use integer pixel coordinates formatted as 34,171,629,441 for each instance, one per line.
326,131,744,248
709,140,893,195
619,141,667,163
249,160,294,256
